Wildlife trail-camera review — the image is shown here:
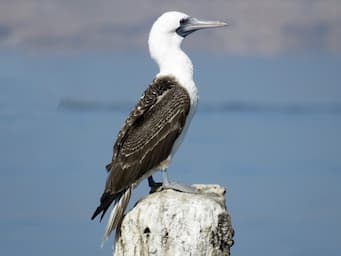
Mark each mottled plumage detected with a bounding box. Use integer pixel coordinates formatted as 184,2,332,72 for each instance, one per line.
91,76,190,223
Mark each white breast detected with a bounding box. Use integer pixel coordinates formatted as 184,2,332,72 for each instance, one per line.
170,79,198,158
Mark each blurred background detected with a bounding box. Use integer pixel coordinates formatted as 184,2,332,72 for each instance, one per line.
0,1,340,255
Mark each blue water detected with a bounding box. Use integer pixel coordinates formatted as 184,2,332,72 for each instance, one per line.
1,54,340,255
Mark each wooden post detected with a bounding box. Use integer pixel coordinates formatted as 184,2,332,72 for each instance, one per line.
113,184,234,256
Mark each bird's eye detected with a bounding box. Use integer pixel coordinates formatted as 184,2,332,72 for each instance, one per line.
179,18,187,25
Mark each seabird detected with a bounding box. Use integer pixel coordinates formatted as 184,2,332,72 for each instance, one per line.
91,11,227,242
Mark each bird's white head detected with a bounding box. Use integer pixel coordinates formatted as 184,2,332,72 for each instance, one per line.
148,11,227,84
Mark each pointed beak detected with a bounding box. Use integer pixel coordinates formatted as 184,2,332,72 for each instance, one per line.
176,17,228,37
186,18,228,30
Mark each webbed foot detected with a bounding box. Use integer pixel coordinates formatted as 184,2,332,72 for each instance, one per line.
160,182,197,193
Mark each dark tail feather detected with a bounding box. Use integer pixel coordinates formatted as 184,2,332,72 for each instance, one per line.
103,186,133,243
91,192,116,221
91,186,133,246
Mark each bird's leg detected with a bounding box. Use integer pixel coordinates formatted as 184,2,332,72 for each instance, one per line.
160,169,197,193
161,169,170,186
148,176,162,194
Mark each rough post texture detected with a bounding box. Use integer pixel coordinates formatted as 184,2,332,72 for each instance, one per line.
113,184,234,256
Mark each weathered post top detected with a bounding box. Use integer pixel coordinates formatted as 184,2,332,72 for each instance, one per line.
114,184,234,256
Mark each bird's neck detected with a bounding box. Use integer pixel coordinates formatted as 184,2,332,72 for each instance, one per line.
153,47,197,100
158,48,193,82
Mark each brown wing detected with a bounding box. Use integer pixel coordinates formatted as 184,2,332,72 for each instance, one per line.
105,76,190,195
91,76,191,221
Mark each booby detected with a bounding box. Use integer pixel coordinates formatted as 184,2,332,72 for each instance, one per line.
91,11,227,242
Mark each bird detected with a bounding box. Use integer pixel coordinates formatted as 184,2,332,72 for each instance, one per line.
91,11,227,242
